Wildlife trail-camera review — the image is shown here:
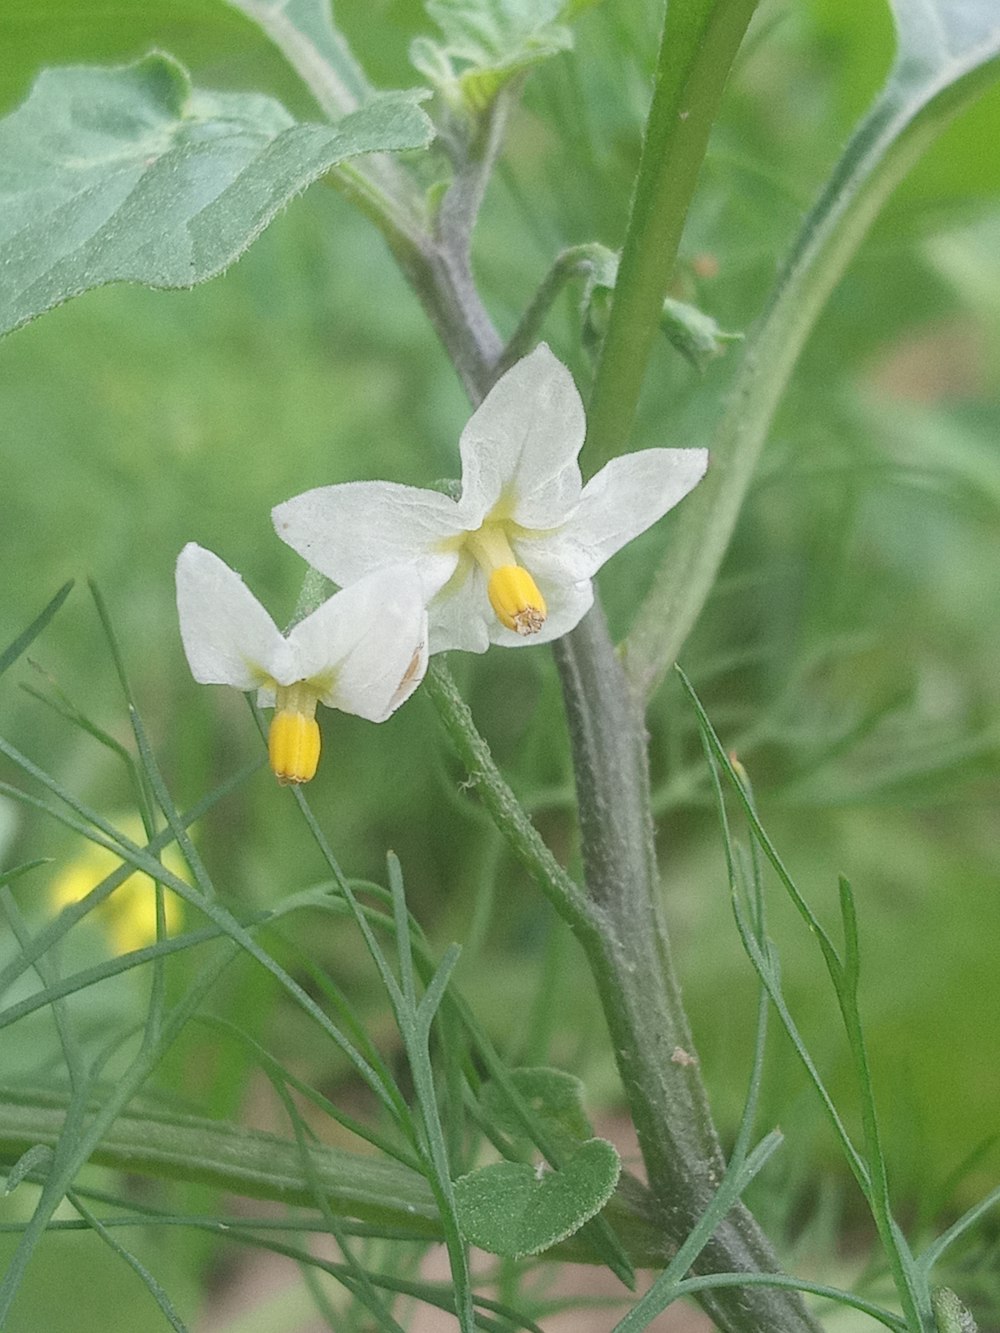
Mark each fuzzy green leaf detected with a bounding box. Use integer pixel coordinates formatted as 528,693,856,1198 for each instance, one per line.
0,52,433,338
411,0,573,112
454,1137,620,1258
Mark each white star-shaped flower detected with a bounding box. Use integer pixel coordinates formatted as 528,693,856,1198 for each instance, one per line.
272,345,708,654
176,544,427,784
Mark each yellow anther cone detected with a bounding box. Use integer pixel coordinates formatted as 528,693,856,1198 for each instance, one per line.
269,709,321,784
488,565,547,636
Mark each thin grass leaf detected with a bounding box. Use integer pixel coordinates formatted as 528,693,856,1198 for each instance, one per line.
0,741,402,1118
245,845,639,1279
918,1136,1000,1236
68,1191,188,1333
667,1271,907,1332
688,668,929,1327
192,1012,422,1171
0,1064,94,1321
0,939,244,1323
370,858,474,1333
677,666,845,984
388,851,417,1011
0,929,225,1036
0,582,73,678
693,701,872,1196
919,1184,1000,1274
3,1145,53,1196
728,856,873,1194
273,730,409,1019
0,859,51,889
613,1131,785,1331
266,1070,408,1333
212,1227,543,1333
1,892,83,1089
414,944,462,1037
0,757,261,998
20,676,135,780
832,876,918,1308
128,702,214,901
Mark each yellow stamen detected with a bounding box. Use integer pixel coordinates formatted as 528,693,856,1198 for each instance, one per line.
466,525,548,636
487,565,547,636
269,683,321,784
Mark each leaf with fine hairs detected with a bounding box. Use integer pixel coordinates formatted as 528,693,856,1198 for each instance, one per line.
0,52,433,339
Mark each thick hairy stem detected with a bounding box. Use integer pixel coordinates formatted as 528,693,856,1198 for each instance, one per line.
381,219,500,402
554,607,822,1333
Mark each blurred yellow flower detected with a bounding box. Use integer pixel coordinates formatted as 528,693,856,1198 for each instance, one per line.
49,819,187,954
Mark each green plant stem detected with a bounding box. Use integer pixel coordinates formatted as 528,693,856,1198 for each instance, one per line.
583,0,759,473
424,660,592,934
0,1089,669,1268
368,10,819,1320
623,35,1000,697
336,95,514,403
553,607,821,1333
498,243,610,373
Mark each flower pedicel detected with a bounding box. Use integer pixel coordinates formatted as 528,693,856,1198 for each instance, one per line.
176,544,427,784
273,344,709,655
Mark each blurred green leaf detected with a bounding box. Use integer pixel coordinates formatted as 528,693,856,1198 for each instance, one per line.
453,1137,620,1257
410,0,573,112
0,582,72,678
481,1066,594,1152
0,51,433,338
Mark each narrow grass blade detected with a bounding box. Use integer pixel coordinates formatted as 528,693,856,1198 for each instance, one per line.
0,582,73,678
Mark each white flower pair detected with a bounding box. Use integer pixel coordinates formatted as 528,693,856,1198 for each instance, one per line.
177,345,708,783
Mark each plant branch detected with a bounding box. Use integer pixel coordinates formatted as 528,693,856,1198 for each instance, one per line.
553,607,821,1333
583,0,759,474
623,28,1000,697
424,660,593,935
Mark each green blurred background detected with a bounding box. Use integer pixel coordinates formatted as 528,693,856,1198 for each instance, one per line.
1,0,999,1327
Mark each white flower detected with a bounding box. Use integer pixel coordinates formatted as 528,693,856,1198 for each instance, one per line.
175,544,427,784
272,344,708,654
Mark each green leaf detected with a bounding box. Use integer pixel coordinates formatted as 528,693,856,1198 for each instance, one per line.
481,1066,594,1152
0,52,433,339
222,0,378,118
411,0,573,112
4,1145,54,1196
453,1137,620,1258
0,581,73,678
626,0,1000,695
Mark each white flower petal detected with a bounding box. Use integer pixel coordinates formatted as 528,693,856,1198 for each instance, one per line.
458,345,585,530
539,448,708,579
176,544,292,689
291,568,428,722
426,558,493,654
273,481,462,599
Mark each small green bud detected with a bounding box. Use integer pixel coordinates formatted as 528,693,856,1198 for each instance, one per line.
660,297,742,374
932,1287,979,1333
